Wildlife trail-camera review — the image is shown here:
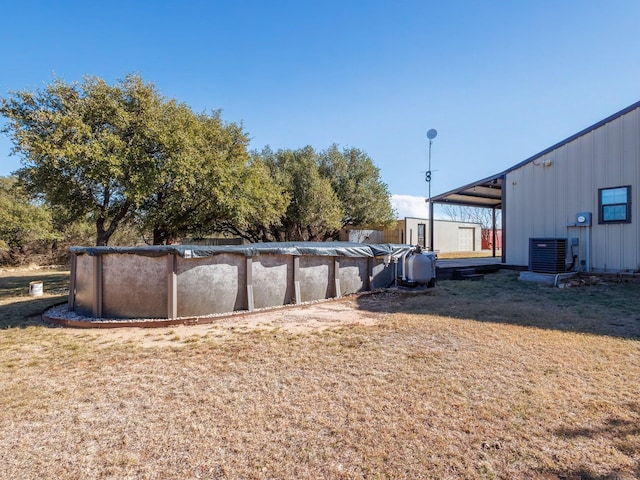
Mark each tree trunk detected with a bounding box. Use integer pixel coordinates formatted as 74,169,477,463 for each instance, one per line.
95,201,133,246
152,227,171,245
96,218,109,246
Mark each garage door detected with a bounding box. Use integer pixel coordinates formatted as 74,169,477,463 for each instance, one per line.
458,228,475,251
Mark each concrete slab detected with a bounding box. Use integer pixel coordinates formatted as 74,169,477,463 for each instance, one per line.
518,271,577,285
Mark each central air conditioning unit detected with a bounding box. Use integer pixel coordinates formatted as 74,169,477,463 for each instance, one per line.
529,238,567,274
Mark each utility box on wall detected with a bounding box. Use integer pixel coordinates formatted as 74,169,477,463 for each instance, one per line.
529,238,567,274
575,212,592,226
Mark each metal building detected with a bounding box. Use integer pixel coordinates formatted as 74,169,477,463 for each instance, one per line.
431,100,640,273
341,218,482,252
384,218,482,253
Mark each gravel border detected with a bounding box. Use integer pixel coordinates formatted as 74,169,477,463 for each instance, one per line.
43,286,432,329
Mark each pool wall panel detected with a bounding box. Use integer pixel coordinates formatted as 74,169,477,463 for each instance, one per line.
102,255,166,319
69,244,414,320
176,254,246,317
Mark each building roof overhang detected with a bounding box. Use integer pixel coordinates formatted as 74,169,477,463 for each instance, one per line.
430,173,504,209
429,99,640,211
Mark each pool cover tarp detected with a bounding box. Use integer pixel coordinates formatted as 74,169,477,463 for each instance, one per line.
70,242,415,259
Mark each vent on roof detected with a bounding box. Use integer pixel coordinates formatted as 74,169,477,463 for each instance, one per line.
529,238,567,274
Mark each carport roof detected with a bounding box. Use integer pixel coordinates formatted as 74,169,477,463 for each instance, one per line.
430,172,504,209
430,99,640,211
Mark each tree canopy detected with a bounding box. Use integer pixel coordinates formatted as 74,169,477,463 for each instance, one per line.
1,74,283,245
217,145,397,242
318,145,397,231
1,74,396,248
1,75,162,245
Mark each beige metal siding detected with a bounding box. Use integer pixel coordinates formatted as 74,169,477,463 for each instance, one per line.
506,106,640,272
400,217,482,252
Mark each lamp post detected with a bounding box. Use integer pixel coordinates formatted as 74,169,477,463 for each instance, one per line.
426,129,437,251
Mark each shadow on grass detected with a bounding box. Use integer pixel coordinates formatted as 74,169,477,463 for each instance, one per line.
0,295,68,329
547,402,640,479
547,467,640,480
556,410,640,441
356,270,640,340
0,271,69,329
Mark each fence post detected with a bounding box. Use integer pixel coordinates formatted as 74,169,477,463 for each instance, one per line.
293,255,301,304
68,253,77,311
246,256,254,311
167,253,178,319
333,256,341,298
92,255,103,318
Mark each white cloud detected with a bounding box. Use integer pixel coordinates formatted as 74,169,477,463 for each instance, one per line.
390,194,451,220
390,194,428,219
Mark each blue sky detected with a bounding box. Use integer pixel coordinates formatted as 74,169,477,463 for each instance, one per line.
2,0,640,217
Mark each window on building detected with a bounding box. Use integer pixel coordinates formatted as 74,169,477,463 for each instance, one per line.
598,186,631,224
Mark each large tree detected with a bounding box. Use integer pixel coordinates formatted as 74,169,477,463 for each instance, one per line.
1,75,164,245
137,106,287,244
318,144,396,232
266,146,343,241
1,74,283,246
2,75,395,247
209,152,289,243
224,145,396,242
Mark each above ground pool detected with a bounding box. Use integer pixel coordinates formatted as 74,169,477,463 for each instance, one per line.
63,242,428,323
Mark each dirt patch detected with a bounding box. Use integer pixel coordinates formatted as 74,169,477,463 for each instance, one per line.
52,291,416,348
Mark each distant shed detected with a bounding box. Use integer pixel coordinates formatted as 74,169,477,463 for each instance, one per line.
342,218,482,252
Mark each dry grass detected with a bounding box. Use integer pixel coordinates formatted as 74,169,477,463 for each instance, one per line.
0,269,639,479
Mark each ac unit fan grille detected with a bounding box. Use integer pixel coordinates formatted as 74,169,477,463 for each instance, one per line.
529,238,567,274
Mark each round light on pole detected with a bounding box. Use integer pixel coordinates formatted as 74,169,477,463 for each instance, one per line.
427,129,438,140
